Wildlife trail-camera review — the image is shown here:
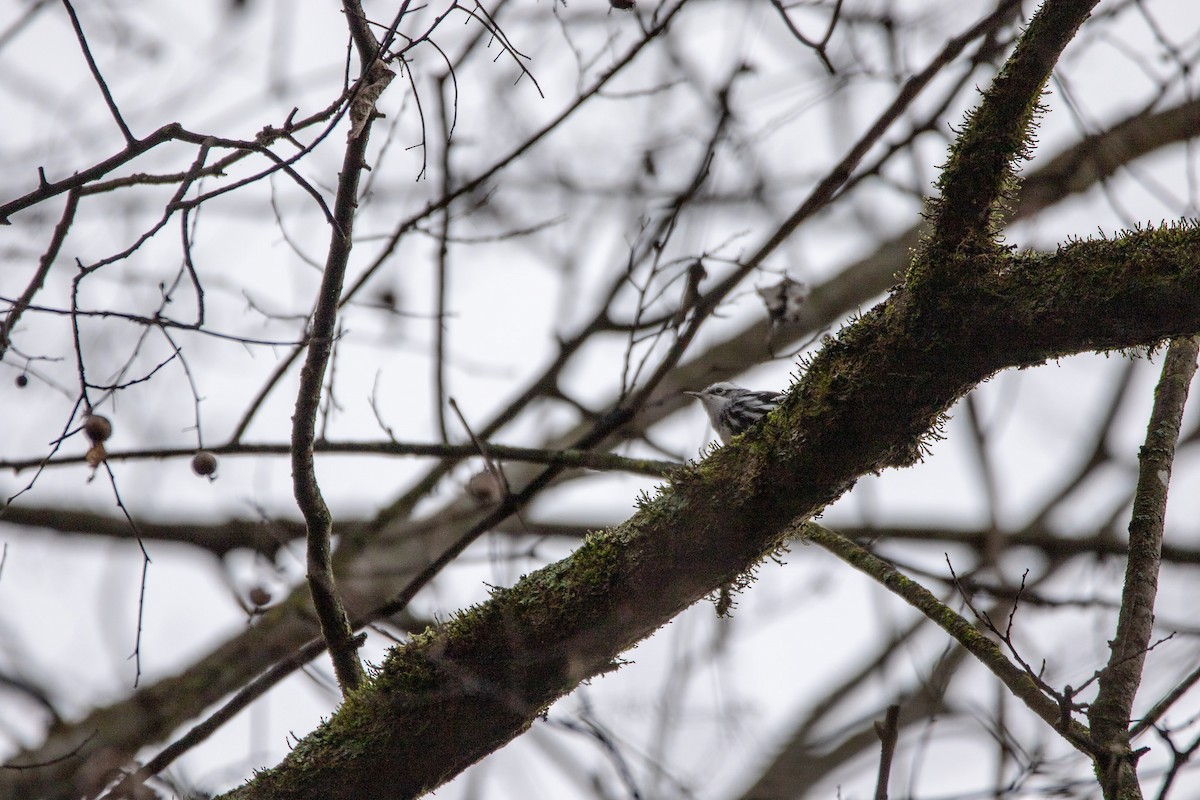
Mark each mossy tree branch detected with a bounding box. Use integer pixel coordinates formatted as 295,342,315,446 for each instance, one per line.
221,222,1200,800
218,1,1197,794
923,0,1097,265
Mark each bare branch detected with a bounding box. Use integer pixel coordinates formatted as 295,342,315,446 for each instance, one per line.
1089,336,1200,796
0,440,679,478
291,128,375,697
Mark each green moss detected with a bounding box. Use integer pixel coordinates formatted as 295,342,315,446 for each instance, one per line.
374,636,440,693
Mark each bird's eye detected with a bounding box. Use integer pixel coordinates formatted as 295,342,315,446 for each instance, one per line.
711,387,724,395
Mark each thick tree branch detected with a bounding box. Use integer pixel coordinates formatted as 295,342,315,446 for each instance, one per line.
220,223,1200,799
926,0,1098,258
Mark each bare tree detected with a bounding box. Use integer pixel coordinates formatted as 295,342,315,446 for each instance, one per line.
2,1,1200,799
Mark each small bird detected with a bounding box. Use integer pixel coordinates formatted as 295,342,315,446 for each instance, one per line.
685,382,783,444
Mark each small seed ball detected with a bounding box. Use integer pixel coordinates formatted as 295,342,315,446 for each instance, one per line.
191,450,218,477
83,414,112,444
248,586,272,607
15,374,28,388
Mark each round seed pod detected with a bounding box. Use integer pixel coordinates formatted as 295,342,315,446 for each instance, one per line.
83,414,112,444
191,450,219,477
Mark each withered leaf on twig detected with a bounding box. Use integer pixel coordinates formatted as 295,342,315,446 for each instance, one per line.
348,59,396,141
756,273,809,327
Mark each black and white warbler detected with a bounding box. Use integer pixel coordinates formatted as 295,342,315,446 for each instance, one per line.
685,382,784,444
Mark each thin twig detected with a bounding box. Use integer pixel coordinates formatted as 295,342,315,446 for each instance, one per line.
0,296,304,346
61,0,134,143
97,460,152,687
0,118,343,227
0,188,78,359
434,73,454,443
449,398,509,496
768,0,844,75
76,141,213,274
1130,662,1200,740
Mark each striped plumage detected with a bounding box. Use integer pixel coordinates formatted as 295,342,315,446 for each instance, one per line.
685,382,783,444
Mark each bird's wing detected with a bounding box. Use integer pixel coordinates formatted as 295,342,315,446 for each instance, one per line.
750,390,784,406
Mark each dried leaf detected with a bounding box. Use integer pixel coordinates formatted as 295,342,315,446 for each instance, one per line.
348,59,396,141
756,273,809,326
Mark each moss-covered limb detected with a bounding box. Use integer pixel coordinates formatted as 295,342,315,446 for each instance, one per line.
924,0,1098,262
776,223,1200,498
799,523,1093,750
217,224,1200,800
1088,336,1199,798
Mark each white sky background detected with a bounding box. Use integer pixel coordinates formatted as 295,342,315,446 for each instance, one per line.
2,0,1200,798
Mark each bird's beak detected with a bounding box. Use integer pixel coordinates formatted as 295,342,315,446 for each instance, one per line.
684,390,701,398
